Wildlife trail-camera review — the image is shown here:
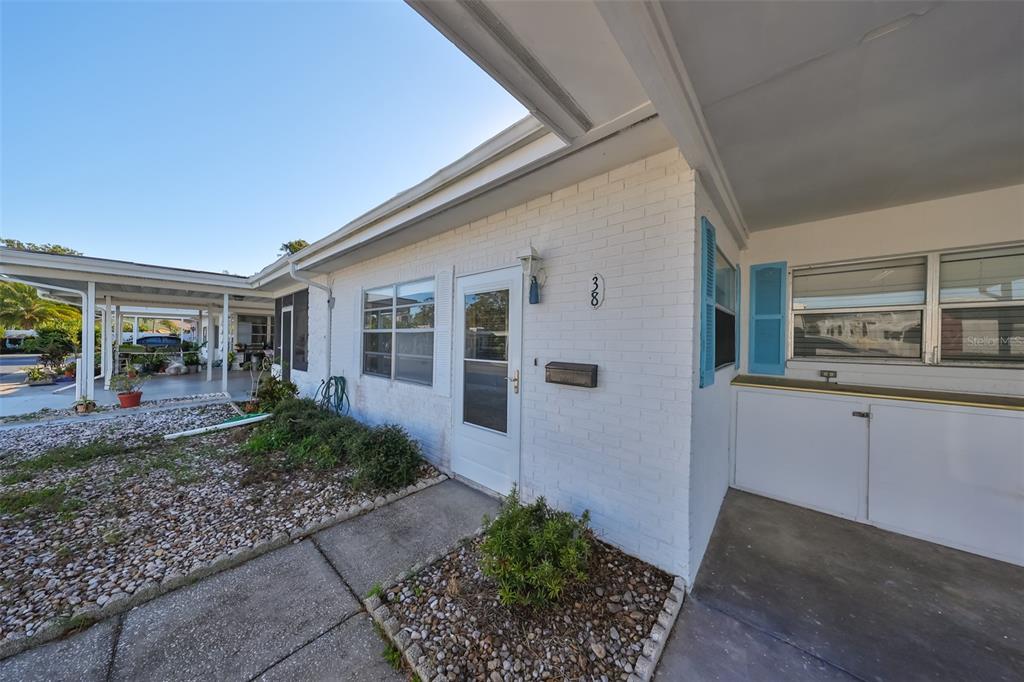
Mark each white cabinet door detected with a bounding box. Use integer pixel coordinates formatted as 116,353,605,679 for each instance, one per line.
868,403,1024,565
735,389,869,519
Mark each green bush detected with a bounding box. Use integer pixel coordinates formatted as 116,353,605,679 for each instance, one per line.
480,487,591,607
242,399,422,490
243,398,369,473
255,375,298,412
350,424,422,490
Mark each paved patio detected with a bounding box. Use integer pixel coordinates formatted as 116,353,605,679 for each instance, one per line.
0,370,252,417
656,489,1024,681
0,479,499,682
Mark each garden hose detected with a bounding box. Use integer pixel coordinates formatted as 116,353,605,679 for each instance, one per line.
315,375,350,415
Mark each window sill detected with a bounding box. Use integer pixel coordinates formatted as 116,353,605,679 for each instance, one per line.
359,372,434,389
787,358,1024,370
732,374,1024,411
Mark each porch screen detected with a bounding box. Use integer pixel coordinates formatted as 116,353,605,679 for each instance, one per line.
293,288,309,372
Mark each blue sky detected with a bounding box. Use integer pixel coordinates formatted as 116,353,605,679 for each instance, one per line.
1,0,526,274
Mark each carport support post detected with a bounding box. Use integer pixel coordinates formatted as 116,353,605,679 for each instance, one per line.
115,305,121,374
221,294,229,393
102,296,112,389
132,316,139,343
83,282,96,401
206,306,214,382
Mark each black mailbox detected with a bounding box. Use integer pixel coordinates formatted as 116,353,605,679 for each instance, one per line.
545,362,598,388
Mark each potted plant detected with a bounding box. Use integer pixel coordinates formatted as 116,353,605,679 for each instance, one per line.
74,398,97,414
26,366,54,386
110,372,149,408
184,351,200,373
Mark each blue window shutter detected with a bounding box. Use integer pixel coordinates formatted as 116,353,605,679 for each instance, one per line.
734,266,741,369
748,262,787,375
699,217,716,388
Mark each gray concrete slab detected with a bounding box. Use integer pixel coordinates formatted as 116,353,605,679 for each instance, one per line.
689,489,1024,681
655,598,855,681
315,479,499,596
0,371,251,417
256,612,404,682
110,540,361,682
0,618,116,682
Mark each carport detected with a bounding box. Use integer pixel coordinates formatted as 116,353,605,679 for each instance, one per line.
656,489,1024,681
0,249,275,403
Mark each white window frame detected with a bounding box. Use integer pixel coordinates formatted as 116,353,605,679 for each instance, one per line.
788,243,1024,369
715,248,737,370
360,277,435,386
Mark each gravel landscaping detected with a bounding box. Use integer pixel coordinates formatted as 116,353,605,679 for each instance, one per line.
0,402,238,460
0,425,439,643
380,536,674,681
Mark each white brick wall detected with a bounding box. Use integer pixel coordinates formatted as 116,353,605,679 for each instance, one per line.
302,149,698,575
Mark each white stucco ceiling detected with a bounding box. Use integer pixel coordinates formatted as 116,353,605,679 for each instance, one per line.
661,0,1024,230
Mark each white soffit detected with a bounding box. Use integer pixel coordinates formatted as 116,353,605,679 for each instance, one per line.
409,0,651,142
661,0,1024,230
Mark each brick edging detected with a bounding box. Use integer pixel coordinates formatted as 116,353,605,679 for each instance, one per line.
629,576,686,681
363,532,686,682
0,473,450,662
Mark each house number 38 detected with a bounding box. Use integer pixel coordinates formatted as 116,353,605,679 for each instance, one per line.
590,273,605,309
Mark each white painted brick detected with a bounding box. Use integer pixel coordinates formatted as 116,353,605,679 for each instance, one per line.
302,148,698,576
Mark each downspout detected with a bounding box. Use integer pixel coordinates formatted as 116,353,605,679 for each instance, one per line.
1,276,91,400
288,262,335,378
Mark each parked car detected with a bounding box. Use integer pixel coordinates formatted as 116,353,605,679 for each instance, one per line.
135,335,183,351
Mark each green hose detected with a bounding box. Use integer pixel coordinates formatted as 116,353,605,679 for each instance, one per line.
315,375,350,415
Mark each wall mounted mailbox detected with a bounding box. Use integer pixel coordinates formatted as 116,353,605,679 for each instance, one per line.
545,361,598,388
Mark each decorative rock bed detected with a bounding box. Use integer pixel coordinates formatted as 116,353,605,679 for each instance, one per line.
366,535,685,682
0,426,444,658
0,401,239,460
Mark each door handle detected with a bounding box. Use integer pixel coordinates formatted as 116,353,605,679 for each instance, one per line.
507,369,520,394
852,411,871,419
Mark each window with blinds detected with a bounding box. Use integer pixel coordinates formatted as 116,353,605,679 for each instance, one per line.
939,247,1024,364
792,257,925,360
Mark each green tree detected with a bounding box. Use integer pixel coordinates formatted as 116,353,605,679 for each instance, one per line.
0,282,79,329
279,239,309,256
1,239,82,256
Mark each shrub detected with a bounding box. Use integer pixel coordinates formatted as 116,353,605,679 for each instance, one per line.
243,398,369,474
255,375,298,412
350,424,422,490
25,328,76,373
480,487,591,607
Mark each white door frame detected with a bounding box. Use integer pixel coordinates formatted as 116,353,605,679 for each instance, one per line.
452,265,523,495
280,305,294,382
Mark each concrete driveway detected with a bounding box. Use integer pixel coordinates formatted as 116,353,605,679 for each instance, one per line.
656,489,1024,681
0,480,498,682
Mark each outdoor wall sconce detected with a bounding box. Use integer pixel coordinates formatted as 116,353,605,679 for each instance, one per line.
518,245,545,304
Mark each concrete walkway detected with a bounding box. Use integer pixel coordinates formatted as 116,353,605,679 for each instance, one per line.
0,480,498,682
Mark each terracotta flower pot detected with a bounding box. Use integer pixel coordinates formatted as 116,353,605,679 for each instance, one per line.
117,391,143,408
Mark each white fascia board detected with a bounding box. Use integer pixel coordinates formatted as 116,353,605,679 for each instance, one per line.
408,1,590,142
597,0,749,247
266,115,552,276
0,249,264,294
295,131,565,270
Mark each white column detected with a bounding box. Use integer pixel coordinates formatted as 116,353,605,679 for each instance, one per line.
132,316,139,343
84,282,96,401
206,306,214,381
114,305,122,375
221,294,229,393
102,296,113,389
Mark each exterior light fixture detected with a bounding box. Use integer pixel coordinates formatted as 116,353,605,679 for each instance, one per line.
518,246,545,304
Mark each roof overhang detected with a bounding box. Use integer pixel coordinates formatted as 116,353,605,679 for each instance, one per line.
0,249,274,314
